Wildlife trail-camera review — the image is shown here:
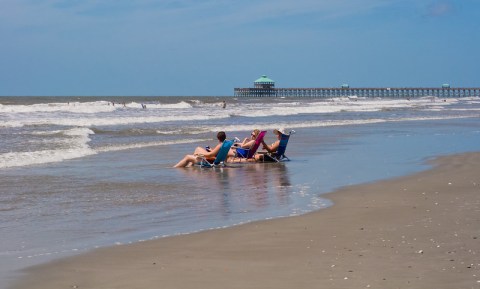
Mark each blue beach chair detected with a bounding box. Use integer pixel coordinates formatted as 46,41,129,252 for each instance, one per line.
198,139,234,168
262,130,295,162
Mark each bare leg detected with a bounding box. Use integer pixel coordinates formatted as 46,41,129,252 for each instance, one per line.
174,154,199,168
194,146,209,155
254,153,265,162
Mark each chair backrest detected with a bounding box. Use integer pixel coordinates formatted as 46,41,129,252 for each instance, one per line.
212,139,234,165
274,133,291,158
245,130,267,159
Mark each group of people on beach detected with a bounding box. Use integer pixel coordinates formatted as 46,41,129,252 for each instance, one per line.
173,129,284,168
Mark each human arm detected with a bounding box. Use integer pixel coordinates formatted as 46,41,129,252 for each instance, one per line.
194,142,221,158
202,143,222,158
239,139,255,148
262,140,279,153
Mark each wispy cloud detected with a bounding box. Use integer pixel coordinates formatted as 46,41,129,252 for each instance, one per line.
426,1,454,17
0,0,447,46
193,0,391,25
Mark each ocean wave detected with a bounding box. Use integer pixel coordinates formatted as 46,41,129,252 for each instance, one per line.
127,101,193,109
0,132,209,169
0,101,116,114
0,100,196,115
0,148,97,169
0,128,95,169
0,114,228,128
95,138,210,153
155,128,212,135
228,98,457,118
1,97,475,129
189,114,476,136
92,127,161,137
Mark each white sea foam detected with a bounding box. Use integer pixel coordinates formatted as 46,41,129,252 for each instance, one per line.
0,128,211,168
196,115,474,136
0,100,194,118
95,138,210,153
450,108,480,111
229,98,457,118
127,101,192,109
0,128,95,169
0,114,228,128
0,98,468,128
0,101,116,114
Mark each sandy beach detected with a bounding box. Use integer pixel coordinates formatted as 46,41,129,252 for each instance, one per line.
10,152,480,289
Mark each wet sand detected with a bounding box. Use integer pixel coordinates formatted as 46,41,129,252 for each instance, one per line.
10,152,480,289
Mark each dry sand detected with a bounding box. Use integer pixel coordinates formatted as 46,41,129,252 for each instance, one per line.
10,153,480,289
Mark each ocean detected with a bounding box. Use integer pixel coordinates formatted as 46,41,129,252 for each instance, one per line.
1,95,480,287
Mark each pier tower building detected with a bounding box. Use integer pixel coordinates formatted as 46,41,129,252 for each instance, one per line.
234,78,480,98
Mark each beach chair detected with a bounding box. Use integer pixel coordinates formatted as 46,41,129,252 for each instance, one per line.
198,139,234,168
232,130,267,161
262,130,295,162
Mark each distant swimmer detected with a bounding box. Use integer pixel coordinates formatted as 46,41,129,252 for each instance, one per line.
222,100,226,109
141,103,147,109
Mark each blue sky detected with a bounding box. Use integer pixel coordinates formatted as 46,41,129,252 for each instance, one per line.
1,0,479,96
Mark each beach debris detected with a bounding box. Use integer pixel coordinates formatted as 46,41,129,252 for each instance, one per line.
417,250,424,254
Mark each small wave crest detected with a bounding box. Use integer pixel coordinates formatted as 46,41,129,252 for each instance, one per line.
0,101,116,114
0,128,95,169
127,101,192,109
188,115,474,136
0,114,228,128
95,138,209,153
230,98,458,118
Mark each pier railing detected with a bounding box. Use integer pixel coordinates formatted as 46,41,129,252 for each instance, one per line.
234,87,480,98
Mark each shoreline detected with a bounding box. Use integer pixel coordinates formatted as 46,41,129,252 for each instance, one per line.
9,152,480,289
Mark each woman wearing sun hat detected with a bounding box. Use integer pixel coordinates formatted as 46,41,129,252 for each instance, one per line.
255,128,284,161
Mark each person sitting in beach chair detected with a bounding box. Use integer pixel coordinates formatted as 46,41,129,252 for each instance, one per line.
198,138,235,168
174,131,234,168
256,128,294,162
231,130,266,161
235,129,260,149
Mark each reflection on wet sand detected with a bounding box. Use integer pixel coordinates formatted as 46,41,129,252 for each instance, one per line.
177,163,292,217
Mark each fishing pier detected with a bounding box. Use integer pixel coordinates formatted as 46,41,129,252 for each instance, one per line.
234,76,480,98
